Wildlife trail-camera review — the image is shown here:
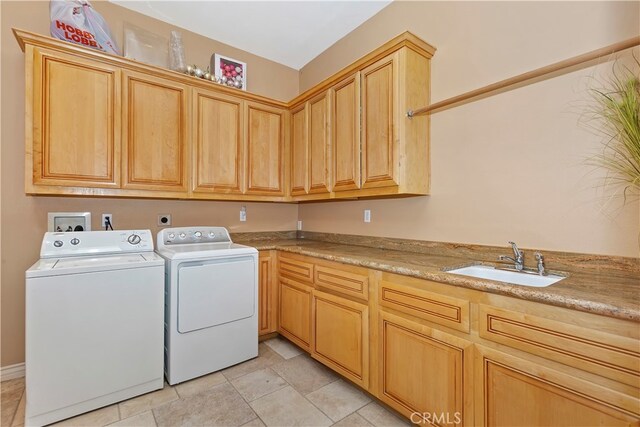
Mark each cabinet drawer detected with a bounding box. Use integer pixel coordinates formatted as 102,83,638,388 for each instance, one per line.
315,264,369,301
379,280,470,333
478,305,640,387
278,254,314,284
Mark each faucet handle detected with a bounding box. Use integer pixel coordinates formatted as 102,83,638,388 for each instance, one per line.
508,241,523,260
535,252,546,275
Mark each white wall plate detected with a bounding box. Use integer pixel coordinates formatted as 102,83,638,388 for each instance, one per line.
47,212,91,232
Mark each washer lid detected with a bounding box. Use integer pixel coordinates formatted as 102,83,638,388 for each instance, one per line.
26,252,165,278
155,242,257,260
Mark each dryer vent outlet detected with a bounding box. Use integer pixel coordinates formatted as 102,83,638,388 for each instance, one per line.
158,214,172,227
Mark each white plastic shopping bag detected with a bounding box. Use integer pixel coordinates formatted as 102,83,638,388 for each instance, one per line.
50,0,120,55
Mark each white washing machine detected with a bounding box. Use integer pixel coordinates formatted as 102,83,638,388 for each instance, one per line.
156,226,258,385
25,230,165,426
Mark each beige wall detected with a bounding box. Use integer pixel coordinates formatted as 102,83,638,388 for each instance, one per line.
2,0,639,369
298,1,640,257
0,0,298,367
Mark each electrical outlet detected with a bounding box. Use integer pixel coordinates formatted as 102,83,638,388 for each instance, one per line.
364,209,371,223
102,213,113,229
158,214,172,227
240,206,247,222
297,220,302,231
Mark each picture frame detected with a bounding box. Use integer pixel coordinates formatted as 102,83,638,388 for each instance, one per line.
212,53,247,91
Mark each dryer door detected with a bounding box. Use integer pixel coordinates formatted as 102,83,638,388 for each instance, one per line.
177,256,256,333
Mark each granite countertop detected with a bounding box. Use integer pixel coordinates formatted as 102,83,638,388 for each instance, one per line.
236,238,640,322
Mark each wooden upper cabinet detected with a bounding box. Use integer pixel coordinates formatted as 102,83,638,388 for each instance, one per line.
308,93,330,194
290,92,330,200
193,89,244,194
245,102,285,196
361,53,399,189
19,30,434,201
122,71,188,192
290,104,308,196
31,48,120,189
358,47,431,197
331,73,361,192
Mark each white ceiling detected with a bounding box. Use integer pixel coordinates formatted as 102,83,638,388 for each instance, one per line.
109,1,392,70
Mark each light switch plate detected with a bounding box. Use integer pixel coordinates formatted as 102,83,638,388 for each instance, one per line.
364,209,371,223
48,212,91,232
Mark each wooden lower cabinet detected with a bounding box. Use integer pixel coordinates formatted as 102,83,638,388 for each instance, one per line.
379,311,473,426
278,277,312,351
312,290,369,388
475,345,640,426
258,251,277,336
271,253,639,427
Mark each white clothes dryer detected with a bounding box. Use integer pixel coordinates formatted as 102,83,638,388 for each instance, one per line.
155,227,258,385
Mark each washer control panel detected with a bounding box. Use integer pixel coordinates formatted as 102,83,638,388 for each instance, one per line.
158,227,232,246
40,230,154,258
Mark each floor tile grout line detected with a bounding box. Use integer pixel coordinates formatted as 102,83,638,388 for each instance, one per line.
150,406,159,427
230,366,289,405
302,379,370,424
8,388,24,427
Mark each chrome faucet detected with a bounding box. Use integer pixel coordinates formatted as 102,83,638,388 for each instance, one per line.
535,252,546,276
498,241,524,271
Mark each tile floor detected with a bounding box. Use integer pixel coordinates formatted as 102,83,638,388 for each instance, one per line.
1,338,410,427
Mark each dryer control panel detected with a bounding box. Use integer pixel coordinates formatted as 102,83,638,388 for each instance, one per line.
158,227,232,247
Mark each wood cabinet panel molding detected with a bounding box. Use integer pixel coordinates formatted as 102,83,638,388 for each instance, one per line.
193,89,244,193
475,345,640,426
379,311,472,425
122,72,188,191
17,29,434,201
32,47,121,188
312,289,369,388
278,254,315,284
315,264,369,301
478,304,640,388
379,280,470,333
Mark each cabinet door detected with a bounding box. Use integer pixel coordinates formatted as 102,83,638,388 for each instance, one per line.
331,73,360,192
122,72,188,192
290,104,308,196
308,93,330,194
380,311,472,426
258,251,277,336
312,290,369,388
361,53,399,189
475,345,640,426
32,48,120,188
245,102,285,196
193,89,244,194
278,278,312,351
